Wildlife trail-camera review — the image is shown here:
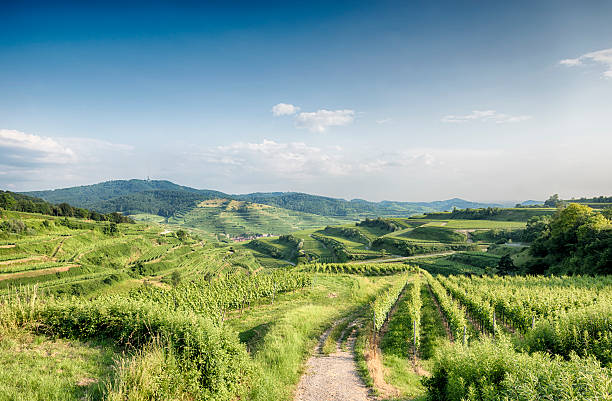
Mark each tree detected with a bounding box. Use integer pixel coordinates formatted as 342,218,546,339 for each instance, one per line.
544,194,563,208
526,203,612,275
176,229,188,242
0,192,16,210
498,254,517,275
170,271,182,287
523,215,551,242
104,222,118,235
58,202,74,217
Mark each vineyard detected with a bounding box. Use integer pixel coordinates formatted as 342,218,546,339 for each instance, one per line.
248,214,529,267
0,207,611,400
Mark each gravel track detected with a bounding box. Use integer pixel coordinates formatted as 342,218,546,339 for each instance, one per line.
294,322,371,401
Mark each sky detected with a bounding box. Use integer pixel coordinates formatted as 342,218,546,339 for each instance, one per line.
1,0,611,202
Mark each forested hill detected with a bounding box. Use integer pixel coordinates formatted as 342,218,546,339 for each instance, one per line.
25,179,226,210
23,179,501,218
235,193,502,217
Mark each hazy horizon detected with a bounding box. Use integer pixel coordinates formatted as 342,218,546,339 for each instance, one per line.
2,1,611,201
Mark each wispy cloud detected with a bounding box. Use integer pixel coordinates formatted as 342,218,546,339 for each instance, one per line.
194,140,445,181
271,103,300,116
272,103,355,133
295,109,355,133
199,139,351,177
560,48,612,78
442,110,532,124
376,118,392,124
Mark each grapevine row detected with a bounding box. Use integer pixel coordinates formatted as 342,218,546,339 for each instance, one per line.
129,270,312,321
371,273,411,332
309,262,415,276
422,270,467,341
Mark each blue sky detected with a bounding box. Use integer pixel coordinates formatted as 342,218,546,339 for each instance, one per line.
1,1,611,202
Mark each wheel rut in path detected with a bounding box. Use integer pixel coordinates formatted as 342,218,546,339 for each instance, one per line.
294,321,372,401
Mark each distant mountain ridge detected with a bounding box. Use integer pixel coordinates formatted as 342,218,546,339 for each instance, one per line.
22,179,503,218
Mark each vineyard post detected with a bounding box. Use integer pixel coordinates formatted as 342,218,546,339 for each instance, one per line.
532,316,535,329
272,281,276,304
413,320,417,364
463,325,466,346
373,309,376,342
493,310,496,337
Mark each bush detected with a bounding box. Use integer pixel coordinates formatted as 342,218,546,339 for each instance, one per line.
0,219,27,234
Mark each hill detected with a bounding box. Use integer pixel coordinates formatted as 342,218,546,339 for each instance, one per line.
169,198,352,236
23,179,502,219
25,180,226,212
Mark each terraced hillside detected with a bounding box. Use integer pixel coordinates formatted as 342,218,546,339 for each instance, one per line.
0,210,252,296
253,213,532,266
168,198,353,236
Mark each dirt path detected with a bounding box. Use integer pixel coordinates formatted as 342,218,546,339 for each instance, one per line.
454,229,475,243
349,251,456,265
0,255,48,266
51,236,70,258
0,244,16,249
294,322,372,401
0,264,79,281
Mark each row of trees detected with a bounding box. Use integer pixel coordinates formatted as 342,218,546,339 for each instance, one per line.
446,207,505,220
356,217,399,232
0,191,133,223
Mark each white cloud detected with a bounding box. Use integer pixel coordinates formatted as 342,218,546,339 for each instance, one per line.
0,128,134,191
442,110,532,124
560,48,612,78
0,129,76,165
560,58,582,66
272,103,356,133
376,118,392,124
271,103,300,116
295,109,355,133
